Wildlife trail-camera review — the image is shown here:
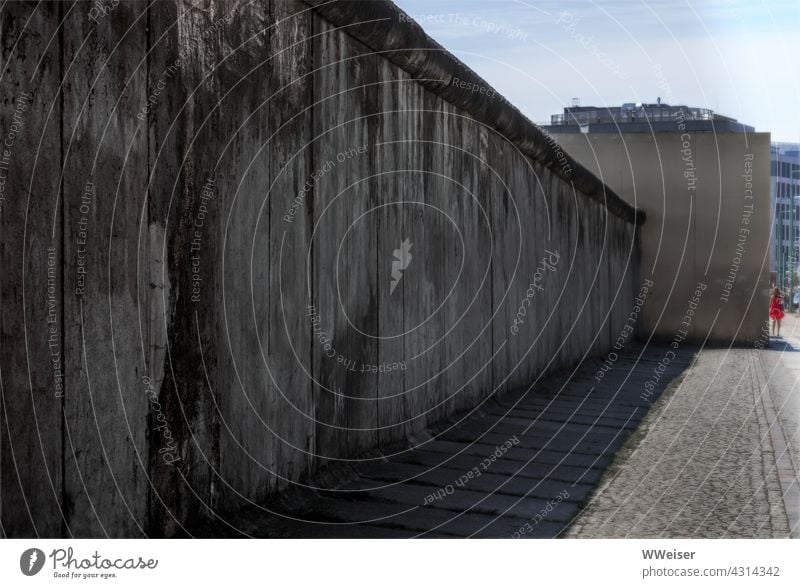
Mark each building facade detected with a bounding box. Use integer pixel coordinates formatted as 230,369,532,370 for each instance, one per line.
770,143,800,292
544,103,770,344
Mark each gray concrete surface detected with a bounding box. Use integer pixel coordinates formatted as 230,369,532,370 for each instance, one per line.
0,1,641,537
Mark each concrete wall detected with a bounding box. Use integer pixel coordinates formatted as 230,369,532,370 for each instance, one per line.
0,0,641,537
551,131,771,344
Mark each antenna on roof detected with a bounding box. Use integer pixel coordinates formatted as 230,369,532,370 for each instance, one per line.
571,97,580,107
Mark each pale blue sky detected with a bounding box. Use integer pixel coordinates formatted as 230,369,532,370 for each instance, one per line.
393,0,800,142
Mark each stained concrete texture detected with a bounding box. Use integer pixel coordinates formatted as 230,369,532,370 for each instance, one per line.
0,0,642,537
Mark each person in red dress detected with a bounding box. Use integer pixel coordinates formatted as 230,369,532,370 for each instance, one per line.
769,287,785,336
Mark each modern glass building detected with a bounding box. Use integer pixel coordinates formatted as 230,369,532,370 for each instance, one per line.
771,143,800,290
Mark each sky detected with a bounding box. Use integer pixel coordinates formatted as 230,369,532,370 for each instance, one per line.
392,0,800,143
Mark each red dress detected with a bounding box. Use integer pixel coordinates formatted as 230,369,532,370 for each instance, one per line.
769,296,785,320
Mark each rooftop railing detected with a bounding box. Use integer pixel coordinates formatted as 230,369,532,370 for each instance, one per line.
549,106,731,126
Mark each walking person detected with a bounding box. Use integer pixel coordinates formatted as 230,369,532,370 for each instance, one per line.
769,287,785,336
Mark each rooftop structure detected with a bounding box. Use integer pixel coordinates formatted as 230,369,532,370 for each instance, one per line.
542,101,754,134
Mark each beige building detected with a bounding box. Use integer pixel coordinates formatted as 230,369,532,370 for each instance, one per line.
547,105,770,344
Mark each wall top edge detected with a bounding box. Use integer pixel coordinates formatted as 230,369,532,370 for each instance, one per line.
303,0,645,225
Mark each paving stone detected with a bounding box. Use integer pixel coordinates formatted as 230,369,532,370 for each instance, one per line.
352,461,595,503
487,406,639,428
567,345,794,538
389,451,603,485
412,440,612,469
361,483,581,523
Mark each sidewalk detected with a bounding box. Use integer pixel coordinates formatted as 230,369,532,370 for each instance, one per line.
567,317,800,538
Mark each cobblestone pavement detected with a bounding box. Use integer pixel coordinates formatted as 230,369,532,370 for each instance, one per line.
200,345,694,538
757,314,800,536
568,321,800,538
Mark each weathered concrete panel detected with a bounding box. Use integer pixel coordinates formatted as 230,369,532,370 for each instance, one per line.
263,0,315,499
0,1,64,538
214,0,274,512
374,61,417,447
61,0,149,538
311,18,380,459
